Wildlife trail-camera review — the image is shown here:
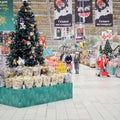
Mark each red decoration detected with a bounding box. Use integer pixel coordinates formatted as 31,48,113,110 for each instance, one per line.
22,39,28,44
101,71,109,77
39,36,46,49
97,0,103,7
56,0,63,6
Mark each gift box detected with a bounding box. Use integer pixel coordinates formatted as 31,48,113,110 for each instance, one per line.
58,74,64,84
42,75,51,86
12,76,23,89
5,78,13,88
34,76,43,87
24,76,34,88
51,74,58,86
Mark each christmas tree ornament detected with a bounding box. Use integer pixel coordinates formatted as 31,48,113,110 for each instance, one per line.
20,18,24,23
30,24,34,28
20,22,26,29
30,32,34,36
27,41,31,46
22,39,28,44
13,59,17,65
17,57,25,66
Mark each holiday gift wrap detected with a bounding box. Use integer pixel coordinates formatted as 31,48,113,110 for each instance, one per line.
51,74,58,86
34,76,43,87
12,76,23,90
24,76,34,88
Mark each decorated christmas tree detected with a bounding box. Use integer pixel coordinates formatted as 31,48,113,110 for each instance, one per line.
7,0,44,67
103,39,112,58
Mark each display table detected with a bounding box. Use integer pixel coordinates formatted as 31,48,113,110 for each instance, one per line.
0,83,73,108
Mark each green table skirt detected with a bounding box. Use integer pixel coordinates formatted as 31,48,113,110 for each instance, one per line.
0,83,73,108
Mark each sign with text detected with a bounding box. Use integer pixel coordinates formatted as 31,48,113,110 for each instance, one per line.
95,0,113,27
54,0,72,27
0,0,14,31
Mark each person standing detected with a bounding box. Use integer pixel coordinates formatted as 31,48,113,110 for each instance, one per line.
74,52,80,74
65,52,72,72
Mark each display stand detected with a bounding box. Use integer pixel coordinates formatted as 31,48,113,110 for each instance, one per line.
0,83,72,108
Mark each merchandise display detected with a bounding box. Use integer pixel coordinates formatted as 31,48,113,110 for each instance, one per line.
0,0,73,108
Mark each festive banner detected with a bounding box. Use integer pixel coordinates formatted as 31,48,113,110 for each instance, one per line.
95,0,113,27
75,0,93,23
0,0,14,31
54,0,72,27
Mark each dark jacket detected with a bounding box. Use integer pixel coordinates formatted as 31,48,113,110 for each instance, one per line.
65,55,72,64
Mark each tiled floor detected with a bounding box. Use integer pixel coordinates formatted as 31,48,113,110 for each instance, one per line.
0,64,120,120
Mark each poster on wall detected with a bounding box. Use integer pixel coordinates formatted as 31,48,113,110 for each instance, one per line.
54,0,72,27
54,27,64,40
75,24,85,43
75,0,93,23
95,0,113,27
0,0,14,31
54,27,74,40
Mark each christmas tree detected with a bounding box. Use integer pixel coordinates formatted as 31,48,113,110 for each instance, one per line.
103,39,112,57
7,0,44,67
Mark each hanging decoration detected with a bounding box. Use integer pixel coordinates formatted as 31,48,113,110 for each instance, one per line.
75,0,93,23
54,0,72,27
95,0,113,27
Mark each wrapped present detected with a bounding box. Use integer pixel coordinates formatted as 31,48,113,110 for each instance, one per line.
24,76,34,88
12,76,23,89
15,66,23,76
34,76,43,87
42,75,51,86
51,74,58,86
23,67,33,76
58,74,64,84
64,73,72,83
5,78,13,88
33,66,40,76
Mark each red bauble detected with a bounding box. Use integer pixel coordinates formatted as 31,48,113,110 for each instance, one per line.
22,39,28,44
